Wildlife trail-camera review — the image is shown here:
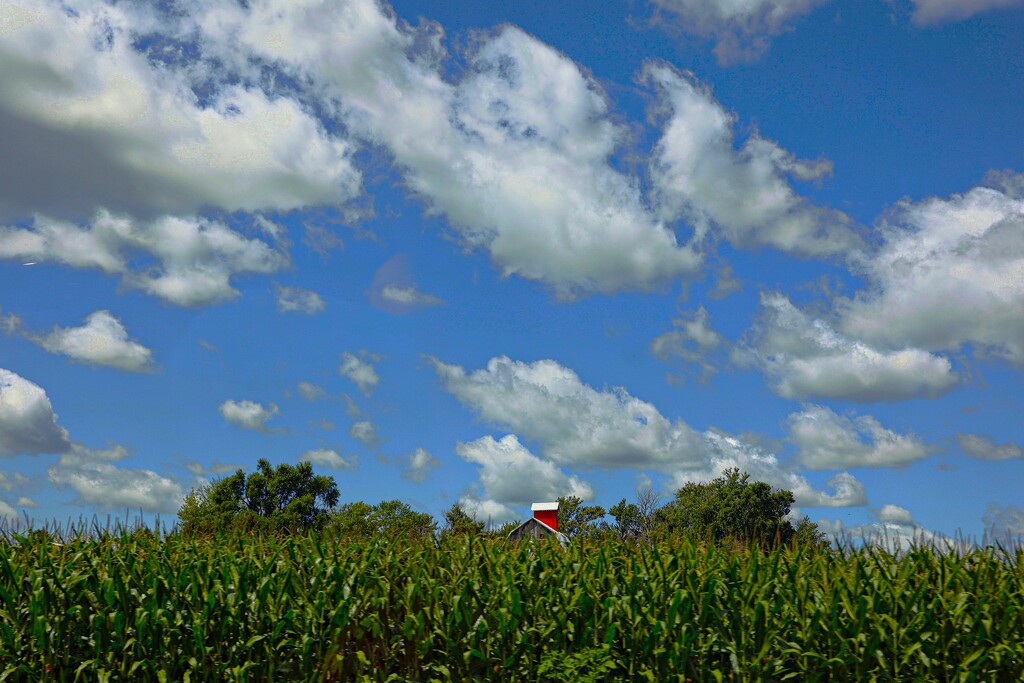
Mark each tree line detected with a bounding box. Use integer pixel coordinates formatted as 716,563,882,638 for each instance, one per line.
178,459,828,549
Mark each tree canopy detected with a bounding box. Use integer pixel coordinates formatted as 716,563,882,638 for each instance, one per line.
655,468,801,546
440,503,486,541
176,460,826,550
178,458,339,535
327,499,437,540
556,496,606,539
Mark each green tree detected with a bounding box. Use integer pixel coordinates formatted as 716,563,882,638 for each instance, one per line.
792,515,831,551
655,468,806,547
609,487,663,542
327,501,376,539
177,458,339,535
556,496,607,539
327,499,437,541
609,498,642,540
440,503,485,541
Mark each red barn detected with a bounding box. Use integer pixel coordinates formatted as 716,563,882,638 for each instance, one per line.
531,502,559,530
507,501,568,545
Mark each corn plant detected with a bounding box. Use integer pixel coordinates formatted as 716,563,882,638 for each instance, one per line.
1,524,1021,681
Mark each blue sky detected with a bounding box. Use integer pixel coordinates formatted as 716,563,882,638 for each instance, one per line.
1,0,1022,543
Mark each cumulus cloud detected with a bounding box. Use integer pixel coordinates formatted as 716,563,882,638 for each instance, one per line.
459,435,594,506
190,2,701,297
349,420,381,447
456,435,594,521
983,502,1024,537
0,368,71,455
877,504,914,525
458,497,519,526
47,443,184,513
0,211,289,306
0,0,361,222
0,500,17,523
645,64,862,257
431,355,708,470
381,285,444,308
957,433,1022,461
299,448,354,470
735,292,958,402
218,399,280,433
0,309,21,336
29,310,154,372
818,506,953,551
650,306,724,378
910,0,1024,24
400,447,441,483
339,352,379,397
650,0,830,63
303,225,346,258
839,180,1024,366
296,381,326,401
667,431,868,508
368,255,445,313
274,284,326,315
184,460,240,476
787,405,930,469
431,355,866,507
0,470,29,491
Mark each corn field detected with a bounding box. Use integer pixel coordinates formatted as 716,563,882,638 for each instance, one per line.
1,527,1021,681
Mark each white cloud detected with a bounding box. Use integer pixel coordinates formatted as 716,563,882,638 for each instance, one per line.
183,459,240,476
14,496,35,508
458,497,519,526
431,355,708,470
983,502,1024,537
458,435,594,506
47,444,184,513
431,355,866,507
877,504,914,525
0,368,71,455
218,399,280,433
275,284,326,315
456,435,594,522
190,2,701,297
786,405,930,469
650,0,830,63
296,381,326,401
349,420,381,447
957,433,1022,461
0,211,289,306
818,506,953,551
381,285,444,308
736,292,958,402
667,431,868,508
401,447,441,483
910,0,1024,24
0,500,17,523
339,352,379,397
646,64,862,257
299,448,354,470
0,0,361,222
30,310,154,372
0,470,29,491
650,306,724,378
840,180,1024,366
0,309,21,336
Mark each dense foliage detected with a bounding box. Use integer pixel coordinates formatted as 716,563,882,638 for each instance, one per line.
178,458,339,535
178,464,829,549
2,523,1023,681
656,468,800,546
